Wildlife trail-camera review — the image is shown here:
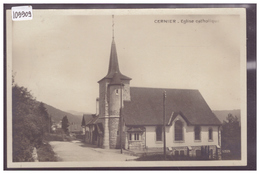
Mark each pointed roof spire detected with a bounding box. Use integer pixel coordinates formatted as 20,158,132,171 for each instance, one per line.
98,16,131,83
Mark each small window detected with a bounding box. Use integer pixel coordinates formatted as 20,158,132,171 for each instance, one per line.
194,126,201,140
208,128,213,141
129,133,132,140
115,89,119,95
156,126,162,141
134,133,139,140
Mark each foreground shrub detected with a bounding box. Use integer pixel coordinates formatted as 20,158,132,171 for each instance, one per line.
12,82,50,162
37,143,57,162
44,133,65,141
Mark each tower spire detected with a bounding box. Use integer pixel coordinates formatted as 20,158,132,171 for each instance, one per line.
98,15,131,83
112,15,114,40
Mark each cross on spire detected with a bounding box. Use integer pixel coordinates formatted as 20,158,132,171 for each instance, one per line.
112,15,114,39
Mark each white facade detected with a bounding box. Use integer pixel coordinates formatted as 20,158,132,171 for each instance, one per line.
145,114,220,148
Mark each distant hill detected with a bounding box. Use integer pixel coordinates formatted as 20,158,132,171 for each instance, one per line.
43,103,82,124
213,109,241,124
66,110,92,117
43,102,241,126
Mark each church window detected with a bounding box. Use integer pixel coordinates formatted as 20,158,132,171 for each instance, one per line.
208,127,213,141
134,133,140,140
194,126,201,140
156,126,162,141
175,120,183,141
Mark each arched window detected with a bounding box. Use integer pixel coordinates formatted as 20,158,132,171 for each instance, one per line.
208,127,213,141
156,126,162,141
175,120,183,141
194,126,201,140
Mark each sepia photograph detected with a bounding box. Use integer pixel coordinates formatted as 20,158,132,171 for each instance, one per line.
4,5,251,169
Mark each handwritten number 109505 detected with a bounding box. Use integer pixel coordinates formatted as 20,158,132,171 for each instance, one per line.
13,11,32,19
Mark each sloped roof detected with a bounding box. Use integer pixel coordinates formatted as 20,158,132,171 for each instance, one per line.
123,87,221,126
98,39,131,82
127,127,145,132
81,114,95,126
88,115,99,125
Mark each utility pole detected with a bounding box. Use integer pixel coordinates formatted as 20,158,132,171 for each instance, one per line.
120,83,123,154
163,91,166,160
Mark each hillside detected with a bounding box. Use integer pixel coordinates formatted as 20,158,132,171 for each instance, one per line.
66,110,92,117
213,109,241,124
43,102,240,126
43,103,83,124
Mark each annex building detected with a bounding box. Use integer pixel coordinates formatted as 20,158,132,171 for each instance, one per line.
82,37,222,159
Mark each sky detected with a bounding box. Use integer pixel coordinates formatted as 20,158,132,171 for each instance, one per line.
11,9,245,114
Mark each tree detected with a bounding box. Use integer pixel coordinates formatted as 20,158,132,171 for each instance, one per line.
62,116,69,134
12,85,39,161
12,78,49,162
37,102,50,133
222,113,241,159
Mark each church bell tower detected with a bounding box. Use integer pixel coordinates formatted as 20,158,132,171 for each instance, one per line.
97,16,131,149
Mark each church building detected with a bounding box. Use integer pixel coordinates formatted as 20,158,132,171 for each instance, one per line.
82,35,222,159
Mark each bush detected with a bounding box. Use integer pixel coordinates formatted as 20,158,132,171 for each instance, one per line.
136,154,215,161
221,114,241,160
76,134,84,140
64,135,76,141
37,143,57,162
12,83,50,162
44,133,64,141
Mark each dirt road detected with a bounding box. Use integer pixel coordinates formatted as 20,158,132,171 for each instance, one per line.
49,141,138,162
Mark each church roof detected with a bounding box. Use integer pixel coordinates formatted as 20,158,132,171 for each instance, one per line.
123,87,221,126
98,39,131,83
81,114,94,126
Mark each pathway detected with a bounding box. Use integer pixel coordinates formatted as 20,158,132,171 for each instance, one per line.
49,140,138,162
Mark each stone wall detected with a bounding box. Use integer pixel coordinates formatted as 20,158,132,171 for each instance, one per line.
121,80,131,101
99,77,130,149
99,79,109,118
109,117,120,148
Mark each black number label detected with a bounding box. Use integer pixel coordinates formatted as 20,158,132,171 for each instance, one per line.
13,11,32,19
